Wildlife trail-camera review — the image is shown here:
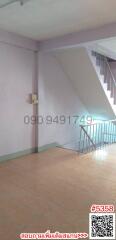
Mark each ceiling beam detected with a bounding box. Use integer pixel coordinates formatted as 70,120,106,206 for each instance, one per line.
0,28,38,51
38,22,116,52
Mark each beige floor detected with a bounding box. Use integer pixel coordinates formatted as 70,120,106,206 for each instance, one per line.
0,145,116,240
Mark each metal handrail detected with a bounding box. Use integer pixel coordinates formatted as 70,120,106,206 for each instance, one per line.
80,125,96,149
105,59,116,87
79,119,116,153
92,51,116,104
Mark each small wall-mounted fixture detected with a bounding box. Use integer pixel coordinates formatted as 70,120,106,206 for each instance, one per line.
31,94,38,105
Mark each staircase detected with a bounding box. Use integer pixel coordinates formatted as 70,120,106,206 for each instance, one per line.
89,51,116,115
79,119,116,153
79,50,116,153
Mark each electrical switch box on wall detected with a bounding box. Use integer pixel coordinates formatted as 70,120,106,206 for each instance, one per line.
31,94,38,105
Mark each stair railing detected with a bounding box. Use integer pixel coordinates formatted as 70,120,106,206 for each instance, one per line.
92,51,116,105
79,119,116,153
105,59,116,104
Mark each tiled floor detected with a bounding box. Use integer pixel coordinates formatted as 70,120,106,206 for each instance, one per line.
0,145,116,239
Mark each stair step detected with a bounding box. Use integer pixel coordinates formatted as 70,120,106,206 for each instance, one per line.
91,51,116,111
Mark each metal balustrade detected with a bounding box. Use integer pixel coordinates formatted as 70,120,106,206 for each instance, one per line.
79,120,116,153
92,51,116,105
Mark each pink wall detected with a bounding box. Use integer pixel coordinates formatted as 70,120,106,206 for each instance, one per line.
0,42,37,157
38,52,88,150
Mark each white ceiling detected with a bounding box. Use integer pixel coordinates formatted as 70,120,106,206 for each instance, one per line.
0,0,116,40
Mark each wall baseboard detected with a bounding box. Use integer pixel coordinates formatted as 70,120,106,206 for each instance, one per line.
38,142,59,152
0,148,37,163
0,143,59,163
